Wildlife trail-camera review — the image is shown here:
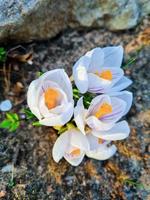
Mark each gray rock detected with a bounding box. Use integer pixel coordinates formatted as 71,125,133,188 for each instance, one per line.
70,0,103,27
0,0,69,43
71,0,140,30
138,0,150,16
106,0,139,30
0,0,149,43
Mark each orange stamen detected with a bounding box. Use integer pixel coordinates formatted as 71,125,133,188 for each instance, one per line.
44,88,60,109
70,148,81,156
95,102,112,118
98,138,104,144
95,70,112,80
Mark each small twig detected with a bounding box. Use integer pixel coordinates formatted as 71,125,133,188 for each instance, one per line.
12,142,20,165
11,164,14,182
7,45,26,56
7,63,11,92
3,63,9,93
2,63,11,94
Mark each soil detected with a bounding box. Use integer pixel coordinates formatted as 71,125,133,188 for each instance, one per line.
0,16,150,200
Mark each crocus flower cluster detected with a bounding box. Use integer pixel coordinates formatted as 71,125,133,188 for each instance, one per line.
27,46,132,166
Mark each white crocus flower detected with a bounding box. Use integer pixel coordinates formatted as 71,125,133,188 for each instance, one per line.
52,129,90,166
86,134,117,160
74,91,132,139
73,46,132,94
27,69,74,126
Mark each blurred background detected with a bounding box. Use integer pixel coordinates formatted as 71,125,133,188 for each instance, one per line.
0,1,150,199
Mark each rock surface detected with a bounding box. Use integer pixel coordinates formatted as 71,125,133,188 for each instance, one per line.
0,0,69,43
0,0,150,43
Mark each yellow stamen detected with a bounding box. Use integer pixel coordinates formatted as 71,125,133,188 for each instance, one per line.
70,148,81,156
44,88,60,109
95,70,112,80
95,102,112,118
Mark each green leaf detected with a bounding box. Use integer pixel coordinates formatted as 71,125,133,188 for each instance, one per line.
73,94,80,99
12,113,19,121
0,47,6,62
53,125,63,131
7,178,15,188
0,113,20,132
32,121,41,126
73,88,79,94
0,47,5,53
23,108,36,119
37,71,44,77
6,113,19,122
0,119,12,129
57,122,76,134
124,179,145,189
6,113,15,122
123,57,137,69
58,126,68,134
73,87,81,100
66,122,75,130
9,121,20,132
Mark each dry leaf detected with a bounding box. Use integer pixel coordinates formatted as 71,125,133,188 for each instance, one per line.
138,27,150,46
13,82,24,94
7,45,33,64
105,161,129,182
84,160,101,180
0,190,6,198
125,27,150,53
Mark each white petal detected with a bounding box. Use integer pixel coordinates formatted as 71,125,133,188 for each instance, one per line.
100,97,127,124
70,129,90,151
39,80,60,90
40,69,73,101
101,67,124,86
86,133,100,150
86,95,127,130
88,73,111,93
64,153,85,166
27,79,42,120
49,103,69,115
88,67,124,93
40,80,68,104
39,102,74,126
38,95,69,119
92,120,130,140
38,95,51,118
87,94,111,116
52,131,69,162
38,88,68,118
86,134,117,160
73,56,89,94
105,76,132,93
87,48,104,72
64,129,88,166
59,102,74,124
86,116,114,131
103,46,123,68
86,144,117,160
74,97,86,134
110,91,133,115
37,80,67,117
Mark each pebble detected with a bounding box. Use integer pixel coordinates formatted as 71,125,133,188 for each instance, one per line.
0,100,12,111
1,164,13,173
